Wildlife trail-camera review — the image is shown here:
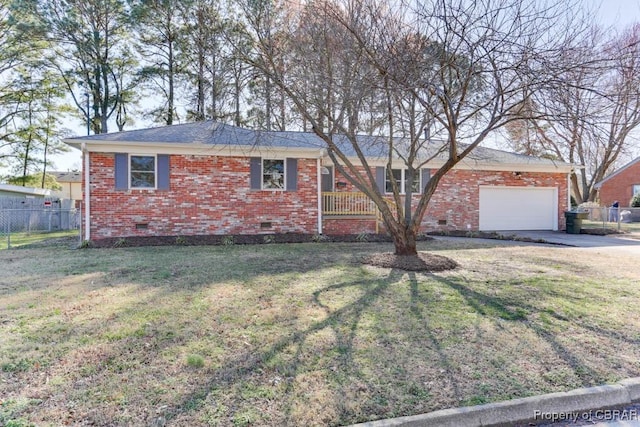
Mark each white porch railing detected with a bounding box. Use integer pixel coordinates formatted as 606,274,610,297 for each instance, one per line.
322,192,377,216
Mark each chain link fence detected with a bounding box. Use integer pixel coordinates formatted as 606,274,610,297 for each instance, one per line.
0,197,82,249
578,206,640,234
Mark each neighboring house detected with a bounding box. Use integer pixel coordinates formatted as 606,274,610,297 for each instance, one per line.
50,171,82,201
63,121,574,242
0,183,51,199
594,157,640,207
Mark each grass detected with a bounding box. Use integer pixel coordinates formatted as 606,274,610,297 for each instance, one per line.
0,230,79,250
1,237,639,426
582,219,640,233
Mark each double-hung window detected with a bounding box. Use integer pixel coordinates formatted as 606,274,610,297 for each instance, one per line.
114,153,170,190
633,184,640,196
385,168,421,194
130,155,156,189
262,159,285,189
250,157,297,191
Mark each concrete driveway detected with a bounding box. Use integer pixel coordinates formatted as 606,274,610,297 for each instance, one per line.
496,230,640,255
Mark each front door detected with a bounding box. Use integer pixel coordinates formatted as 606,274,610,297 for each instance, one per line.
321,166,334,192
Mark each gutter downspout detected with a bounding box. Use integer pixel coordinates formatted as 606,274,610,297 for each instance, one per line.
317,155,323,234
82,143,90,241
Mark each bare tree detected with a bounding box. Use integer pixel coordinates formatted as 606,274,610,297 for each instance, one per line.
241,0,293,131
130,0,189,126
33,0,135,134
243,0,585,255
505,24,640,203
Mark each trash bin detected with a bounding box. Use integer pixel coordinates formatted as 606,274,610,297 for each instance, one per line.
564,211,588,234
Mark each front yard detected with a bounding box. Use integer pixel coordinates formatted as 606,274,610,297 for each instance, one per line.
1,238,639,426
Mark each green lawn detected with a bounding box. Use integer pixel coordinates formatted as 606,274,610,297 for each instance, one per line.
0,230,79,250
1,237,639,426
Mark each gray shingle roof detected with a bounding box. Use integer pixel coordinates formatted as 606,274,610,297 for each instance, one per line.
50,171,82,183
66,120,572,169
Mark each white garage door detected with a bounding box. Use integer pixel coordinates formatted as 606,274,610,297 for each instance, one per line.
479,186,558,231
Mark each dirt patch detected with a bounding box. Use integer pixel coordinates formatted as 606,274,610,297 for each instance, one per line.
363,251,458,271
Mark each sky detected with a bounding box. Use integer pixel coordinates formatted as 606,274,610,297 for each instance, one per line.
47,0,640,173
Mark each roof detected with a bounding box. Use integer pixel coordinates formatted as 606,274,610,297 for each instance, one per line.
65,121,575,172
49,171,82,183
0,183,51,197
594,157,640,189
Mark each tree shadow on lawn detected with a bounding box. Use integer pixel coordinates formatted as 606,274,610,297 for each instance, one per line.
159,267,471,425
423,273,640,391
154,266,640,425
6,242,640,424
170,269,404,424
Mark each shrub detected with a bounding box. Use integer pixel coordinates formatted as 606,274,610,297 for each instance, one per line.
262,234,275,244
355,232,369,242
631,193,640,208
312,233,328,243
113,238,127,248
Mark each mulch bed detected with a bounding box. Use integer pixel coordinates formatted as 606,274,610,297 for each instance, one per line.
87,233,434,248
363,252,458,272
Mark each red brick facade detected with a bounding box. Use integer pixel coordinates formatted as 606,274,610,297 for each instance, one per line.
332,168,569,232
597,159,640,207
88,153,319,239
85,153,569,240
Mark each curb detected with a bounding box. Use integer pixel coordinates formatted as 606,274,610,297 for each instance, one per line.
348,377,640,427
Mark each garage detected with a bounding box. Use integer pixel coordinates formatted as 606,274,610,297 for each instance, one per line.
479,186,558,231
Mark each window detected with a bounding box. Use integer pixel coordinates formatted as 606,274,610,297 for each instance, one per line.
130,155,156,188
634,184,640,196
262,159,285,189
385,168,420,194
115,153,169,191
250,157,297,191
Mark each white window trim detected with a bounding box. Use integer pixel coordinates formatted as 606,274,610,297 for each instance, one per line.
129,154,157,190
633,184,640,195
385,168,421,195
261,158,286,191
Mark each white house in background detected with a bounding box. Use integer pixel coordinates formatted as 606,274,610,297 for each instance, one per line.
0,183,51,198
50,171,82,201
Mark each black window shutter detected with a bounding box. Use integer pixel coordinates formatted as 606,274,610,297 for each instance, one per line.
157,155,170,190
115,153,128,190
421,168,431,192
250,157,262,189
286,158,297,191
375,166,385,193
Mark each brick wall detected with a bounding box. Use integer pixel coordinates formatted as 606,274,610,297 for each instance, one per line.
87,153,319,239
426,169,569,230
86,153,569,240
332,167,569,232
323,217,377,234
598,160,640,207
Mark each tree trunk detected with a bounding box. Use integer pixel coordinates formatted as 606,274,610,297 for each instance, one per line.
392,226,418,256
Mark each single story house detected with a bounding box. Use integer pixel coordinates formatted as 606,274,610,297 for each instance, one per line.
594,157,640,207
64,121,574,242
